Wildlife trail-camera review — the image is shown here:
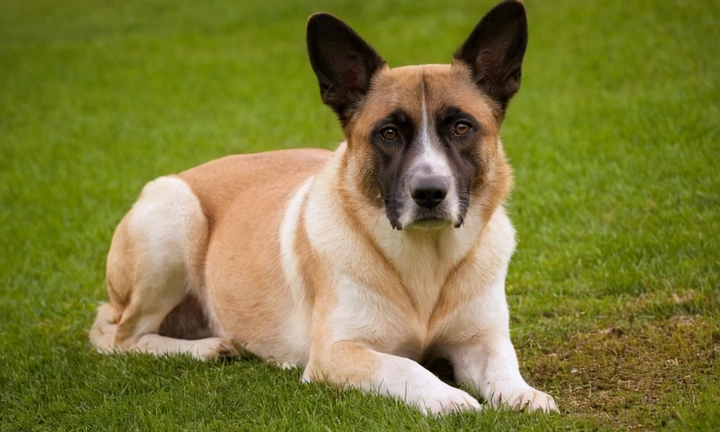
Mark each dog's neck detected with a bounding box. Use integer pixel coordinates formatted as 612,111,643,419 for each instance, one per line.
335,141,491,322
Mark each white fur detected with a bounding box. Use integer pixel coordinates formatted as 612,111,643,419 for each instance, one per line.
124,177,200,337
371,353,482,414
99,177,237,360
276,177,316,365
448,267,558,412
279,177,314,294
371,196,484,325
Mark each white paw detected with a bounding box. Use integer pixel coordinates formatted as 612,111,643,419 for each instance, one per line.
490,386,558,413
189,337,239,360
420,386,482,415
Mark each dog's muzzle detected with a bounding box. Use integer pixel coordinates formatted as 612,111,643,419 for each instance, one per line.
385,174,462,231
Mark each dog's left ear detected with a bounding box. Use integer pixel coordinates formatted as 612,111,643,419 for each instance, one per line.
454,0,528,115
306,13,386,125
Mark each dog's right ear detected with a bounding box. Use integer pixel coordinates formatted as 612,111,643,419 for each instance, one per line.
306,13,386,125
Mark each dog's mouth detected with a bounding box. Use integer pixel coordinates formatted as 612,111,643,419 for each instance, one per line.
406,217,454,230
380,186,468,231
385,203,460,231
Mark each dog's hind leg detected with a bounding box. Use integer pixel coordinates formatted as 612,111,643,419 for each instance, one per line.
90,176,238,360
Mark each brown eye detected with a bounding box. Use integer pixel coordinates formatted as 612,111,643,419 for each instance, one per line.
381,128,398,141
454,122,471,136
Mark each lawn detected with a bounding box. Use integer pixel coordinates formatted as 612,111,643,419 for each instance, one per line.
1,0,718,430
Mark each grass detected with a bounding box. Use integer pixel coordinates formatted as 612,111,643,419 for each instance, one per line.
1,0,718,429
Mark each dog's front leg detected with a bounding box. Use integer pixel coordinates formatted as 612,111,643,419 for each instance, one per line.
450,334,557,413
443,264,558,413
303,340,481,415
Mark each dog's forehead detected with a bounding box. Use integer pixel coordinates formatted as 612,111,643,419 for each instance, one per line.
365,64,497,126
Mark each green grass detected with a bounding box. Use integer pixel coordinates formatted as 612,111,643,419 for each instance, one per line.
1,0,718,429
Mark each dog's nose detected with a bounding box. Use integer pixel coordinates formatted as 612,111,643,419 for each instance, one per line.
411,177,448,209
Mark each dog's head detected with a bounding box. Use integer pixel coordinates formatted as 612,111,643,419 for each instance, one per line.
307,0,527,230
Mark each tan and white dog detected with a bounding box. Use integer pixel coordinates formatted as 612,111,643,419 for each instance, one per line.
90,0,557,415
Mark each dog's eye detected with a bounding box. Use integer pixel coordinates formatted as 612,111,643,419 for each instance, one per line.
380,128,398,141
453,122,471,136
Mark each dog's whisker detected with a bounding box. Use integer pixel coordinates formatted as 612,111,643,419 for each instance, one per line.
354,197,377,213
371,209,387,232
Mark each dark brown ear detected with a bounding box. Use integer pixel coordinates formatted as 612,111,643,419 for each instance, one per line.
453,0,528,114
306,13,386,125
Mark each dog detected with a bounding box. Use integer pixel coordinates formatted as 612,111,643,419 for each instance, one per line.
90,0,557,415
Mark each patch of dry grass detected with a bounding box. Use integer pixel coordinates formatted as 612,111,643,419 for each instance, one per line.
521,306,718,429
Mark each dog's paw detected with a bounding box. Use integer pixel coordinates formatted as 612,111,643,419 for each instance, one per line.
189,337,240,360
420,386,482,415
490,386,558,413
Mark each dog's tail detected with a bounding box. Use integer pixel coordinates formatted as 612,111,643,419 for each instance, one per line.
89,303,118,353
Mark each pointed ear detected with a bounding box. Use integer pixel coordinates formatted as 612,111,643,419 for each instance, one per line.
453,0,528,113
306,13,386,125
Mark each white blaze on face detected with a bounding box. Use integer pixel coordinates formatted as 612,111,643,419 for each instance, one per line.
419,95,435,158
399,88,460,229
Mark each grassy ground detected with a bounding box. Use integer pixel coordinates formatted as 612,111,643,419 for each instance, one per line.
1,0,718,430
